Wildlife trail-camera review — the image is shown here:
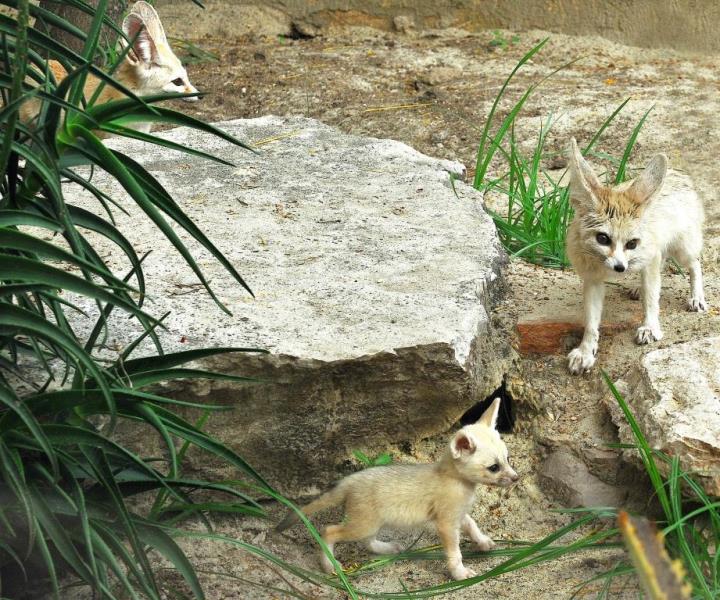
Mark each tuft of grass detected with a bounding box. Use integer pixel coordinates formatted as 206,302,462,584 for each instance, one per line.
473,40,652,268
488,30,520,51
353,450,393,468
483,114,573,268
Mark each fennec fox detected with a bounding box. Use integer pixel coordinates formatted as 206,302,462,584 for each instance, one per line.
566,138,707,374
275,398,518,581
21,1,198,131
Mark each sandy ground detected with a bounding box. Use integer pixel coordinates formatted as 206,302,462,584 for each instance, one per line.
64,21,720,600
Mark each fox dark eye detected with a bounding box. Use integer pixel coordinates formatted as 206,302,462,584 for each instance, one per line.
171,77,184,86
488,464,500,473
596,233,611,246
625,239,639,250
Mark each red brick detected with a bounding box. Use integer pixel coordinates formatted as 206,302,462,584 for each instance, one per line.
516,314,642,356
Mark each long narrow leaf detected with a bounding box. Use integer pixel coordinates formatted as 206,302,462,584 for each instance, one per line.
0,305,114,413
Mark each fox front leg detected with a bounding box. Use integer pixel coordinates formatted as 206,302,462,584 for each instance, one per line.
437,518,476,580
568,279,605,374
636,254,663,344
461,514,495,551
686,257,707,312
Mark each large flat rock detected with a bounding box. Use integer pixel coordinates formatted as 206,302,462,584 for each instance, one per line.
69,116,509,495
605,337,720,495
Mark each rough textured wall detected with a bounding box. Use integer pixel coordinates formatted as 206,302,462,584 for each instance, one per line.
156,0,720,55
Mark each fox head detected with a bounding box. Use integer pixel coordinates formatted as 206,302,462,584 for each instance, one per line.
568,138,667,274
120,1,199,101
449,398,518,487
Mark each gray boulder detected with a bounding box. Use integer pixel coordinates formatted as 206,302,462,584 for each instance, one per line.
69,116,509,496
605,337,720,495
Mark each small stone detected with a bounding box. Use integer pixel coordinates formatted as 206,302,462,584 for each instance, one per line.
393,15,415,34
290,20,320,38
426,66,462,86
540,448,627,508
251,531,266,545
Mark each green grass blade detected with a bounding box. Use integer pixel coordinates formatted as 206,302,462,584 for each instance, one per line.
615,105,653,183
473,38,548,187
118,347,267,375
136,524,206,600
582,97,631,155
602,372,670,518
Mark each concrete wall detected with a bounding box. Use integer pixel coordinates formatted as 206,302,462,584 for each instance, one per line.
155,0,720,55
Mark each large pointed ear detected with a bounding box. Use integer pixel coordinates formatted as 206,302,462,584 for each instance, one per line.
628,154,667,206
478,398,501,430
568,138,602,209
450,429,477,459
121,12,157,65
129,1,168,46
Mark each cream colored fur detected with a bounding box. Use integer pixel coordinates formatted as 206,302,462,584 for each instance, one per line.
21,1,198,131
566,138,707,374
276,399,518,581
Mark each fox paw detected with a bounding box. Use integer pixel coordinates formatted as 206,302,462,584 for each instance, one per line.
474,534,496,552
635,325,663,345
368,540,403,555
320,554,339,575
567,347,596,374
688,296,708,312
450,565,477,580
628,287,641,301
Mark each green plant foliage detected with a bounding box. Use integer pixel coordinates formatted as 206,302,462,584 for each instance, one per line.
353,450,393,468
0,1,271,597
488,29,520,51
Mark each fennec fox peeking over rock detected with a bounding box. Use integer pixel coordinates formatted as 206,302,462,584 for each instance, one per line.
275,399,518,580
21,2,198,131
566,138,707,375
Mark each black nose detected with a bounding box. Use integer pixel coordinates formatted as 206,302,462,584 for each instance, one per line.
614,264,626,272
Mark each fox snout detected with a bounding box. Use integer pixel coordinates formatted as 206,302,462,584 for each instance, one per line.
500,467,519,487
604,245,629,274
181,83,201,102
607,257,627,273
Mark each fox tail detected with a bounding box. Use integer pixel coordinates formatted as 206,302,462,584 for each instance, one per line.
275,484,346,533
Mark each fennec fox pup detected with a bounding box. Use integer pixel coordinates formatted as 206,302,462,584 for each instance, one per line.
566,138,707,374
21,2,198,131
275,398,518,581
